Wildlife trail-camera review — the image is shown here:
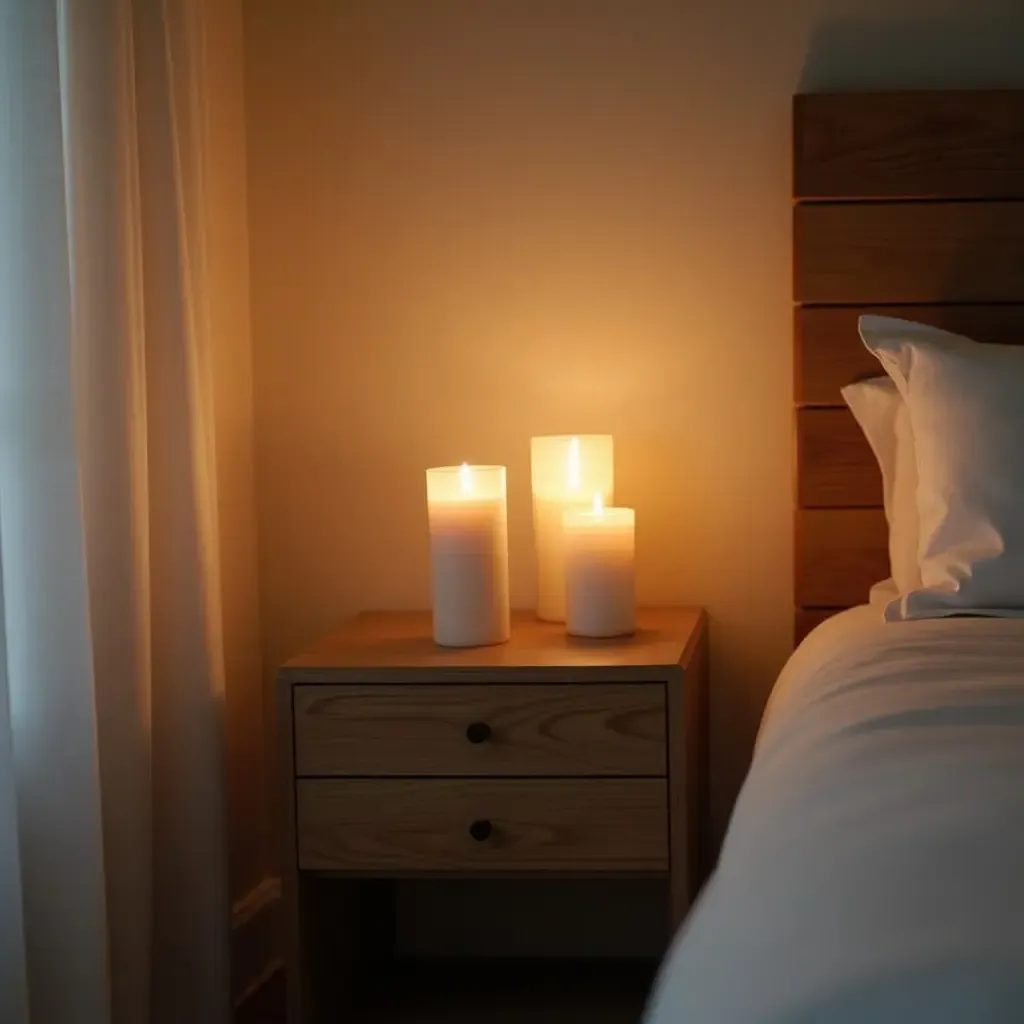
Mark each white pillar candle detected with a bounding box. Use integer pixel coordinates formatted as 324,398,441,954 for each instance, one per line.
426,464,510,647
530,435,613,622
563,495,635,639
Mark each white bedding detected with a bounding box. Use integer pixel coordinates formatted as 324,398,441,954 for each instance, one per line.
647,606,1024,1023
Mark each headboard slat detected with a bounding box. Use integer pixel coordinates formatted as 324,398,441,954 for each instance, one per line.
798,409,881,509
796,509,889,608
793,91,1024,644
795,91,1024,201
795,609,836,646
796,201,1024,305
797,304,1024,407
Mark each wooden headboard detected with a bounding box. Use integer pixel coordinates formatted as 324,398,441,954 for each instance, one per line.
793,91,1024,644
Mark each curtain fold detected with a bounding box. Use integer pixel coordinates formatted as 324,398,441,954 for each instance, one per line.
0,0,232,1020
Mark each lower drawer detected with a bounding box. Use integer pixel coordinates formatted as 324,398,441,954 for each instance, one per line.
297,778,668,873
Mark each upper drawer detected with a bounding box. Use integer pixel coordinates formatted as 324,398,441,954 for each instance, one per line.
293,683,666,777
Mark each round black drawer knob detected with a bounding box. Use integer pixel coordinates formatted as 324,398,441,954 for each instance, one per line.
465,721,492,744
469,819,493,842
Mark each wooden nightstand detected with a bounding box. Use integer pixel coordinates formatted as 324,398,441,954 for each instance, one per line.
278,607,708,1022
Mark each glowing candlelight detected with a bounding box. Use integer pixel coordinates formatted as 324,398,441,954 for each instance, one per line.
563,494,635,639
425,464,510,647
530,435,614,622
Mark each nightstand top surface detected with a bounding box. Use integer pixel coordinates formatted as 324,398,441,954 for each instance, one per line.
281,607,705,684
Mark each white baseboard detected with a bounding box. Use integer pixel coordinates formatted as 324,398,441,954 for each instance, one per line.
232,876,282,1006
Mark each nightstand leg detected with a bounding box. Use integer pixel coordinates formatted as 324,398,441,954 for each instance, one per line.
667,630,709,933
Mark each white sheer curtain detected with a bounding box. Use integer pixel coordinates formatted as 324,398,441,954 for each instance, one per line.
0,0,231,1021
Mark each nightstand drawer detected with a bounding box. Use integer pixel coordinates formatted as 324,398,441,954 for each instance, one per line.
297,778,668,873
293,684,666,777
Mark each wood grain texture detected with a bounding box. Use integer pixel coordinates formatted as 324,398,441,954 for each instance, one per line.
279,608,705,1013
797,408,881,508
793,92,1024,643
794,91,1024,201
796,508,889,609
294,684,666,778
794,609,838,647
282,608,702,684
794,201,1024,305
297,778,669,873
797,304,1024,407
281,687,383,1022
667,626,708,930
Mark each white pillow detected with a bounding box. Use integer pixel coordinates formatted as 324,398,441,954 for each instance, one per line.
860,315,1024,620
840,377,920,602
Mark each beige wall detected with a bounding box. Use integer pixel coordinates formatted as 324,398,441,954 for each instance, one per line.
243,0,1024,947
204,0,275,997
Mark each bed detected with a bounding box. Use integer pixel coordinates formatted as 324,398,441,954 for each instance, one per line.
648,91,1024,1022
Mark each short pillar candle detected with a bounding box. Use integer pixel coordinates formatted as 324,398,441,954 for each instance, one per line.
531,435,614,622
563,496,635,639
426,464,511,647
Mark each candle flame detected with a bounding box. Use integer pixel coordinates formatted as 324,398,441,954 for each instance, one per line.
592,492,604,515
459,462,473,495
567,436,581,492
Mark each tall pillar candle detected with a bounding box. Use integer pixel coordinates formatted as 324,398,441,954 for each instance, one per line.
563,496,635,638
426,464,510,647
530,435,613,622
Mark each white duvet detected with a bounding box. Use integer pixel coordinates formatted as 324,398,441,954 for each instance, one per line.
647,606,1024,1023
